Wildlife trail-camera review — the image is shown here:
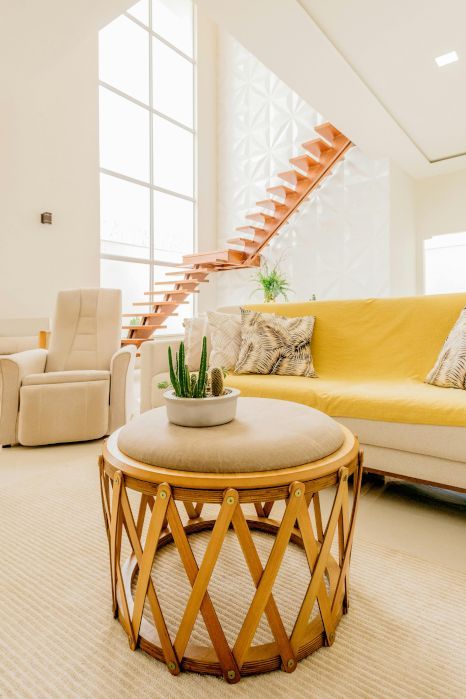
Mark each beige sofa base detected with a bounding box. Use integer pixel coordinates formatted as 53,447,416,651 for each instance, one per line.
360,444,466,493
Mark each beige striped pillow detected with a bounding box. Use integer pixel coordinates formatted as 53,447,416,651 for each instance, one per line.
426,308,466,388
235,310,317,377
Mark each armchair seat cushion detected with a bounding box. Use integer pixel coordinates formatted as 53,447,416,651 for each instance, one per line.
22,370,110,386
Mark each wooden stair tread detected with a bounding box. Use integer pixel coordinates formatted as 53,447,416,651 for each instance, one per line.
122,325,165,330
246,212,276,224
143,289,199,295
289,156,322,178
133,300,189,306
266,186,298,204
121,335,166,345
122,312,178,317
314,122,342,146
301,137,333,162
153,279,206,285
275,172,300,189
165,269,211,276
235,226,268,239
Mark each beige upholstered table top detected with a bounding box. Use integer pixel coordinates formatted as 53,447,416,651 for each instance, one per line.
117,397,345,473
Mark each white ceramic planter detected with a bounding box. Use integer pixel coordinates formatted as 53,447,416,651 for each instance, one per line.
163,388,240,427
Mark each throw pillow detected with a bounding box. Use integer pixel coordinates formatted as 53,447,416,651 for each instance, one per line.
207,310,242,371
426,308,466,388
235,310,317,377
183,315,211,371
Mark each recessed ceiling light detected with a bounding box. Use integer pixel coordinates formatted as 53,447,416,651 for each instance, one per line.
435,50,459,67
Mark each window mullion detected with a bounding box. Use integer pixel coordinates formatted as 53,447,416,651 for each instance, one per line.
149,0,154,289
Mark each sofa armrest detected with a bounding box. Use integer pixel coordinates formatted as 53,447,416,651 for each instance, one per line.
140,337,181,413
109,345,136,432
0,349,48,445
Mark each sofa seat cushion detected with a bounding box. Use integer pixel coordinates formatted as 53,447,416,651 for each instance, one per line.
22,370,110,386
224,374,466,427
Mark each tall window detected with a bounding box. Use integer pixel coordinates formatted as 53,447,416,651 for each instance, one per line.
99,0,195,333
424,232,466,294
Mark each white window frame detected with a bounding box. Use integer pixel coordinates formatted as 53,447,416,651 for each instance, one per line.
423,231,466,295
99,2,197,317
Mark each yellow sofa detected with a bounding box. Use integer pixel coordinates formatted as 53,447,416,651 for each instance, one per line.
140,294,466,492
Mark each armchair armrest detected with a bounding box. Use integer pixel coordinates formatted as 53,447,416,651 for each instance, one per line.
0,349,47,445
140,337,181,413
109,345,136,433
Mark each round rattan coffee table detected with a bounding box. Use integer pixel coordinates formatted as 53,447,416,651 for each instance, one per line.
100,397,362,684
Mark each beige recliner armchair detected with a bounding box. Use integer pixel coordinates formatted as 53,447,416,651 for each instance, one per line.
0,288,135,447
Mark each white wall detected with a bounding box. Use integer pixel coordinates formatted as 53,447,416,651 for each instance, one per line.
215,31,394,307
0,34,100,319
415,170,466,240
0,1,219,321
0,0,136,319
389,162,417,295
413,169,466,294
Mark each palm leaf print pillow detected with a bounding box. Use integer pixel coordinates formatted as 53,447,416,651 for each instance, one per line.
235,310,317,377
426,308,466,388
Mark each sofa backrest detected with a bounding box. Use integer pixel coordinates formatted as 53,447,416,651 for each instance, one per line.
0,317,49,337
0,317,50,355
46,288,122,372
242,294,466,381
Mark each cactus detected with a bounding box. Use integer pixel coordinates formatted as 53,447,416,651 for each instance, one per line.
160,337,209,398
210,367,224,396
190,373,197,396
168,346,180,396
194,336,208,398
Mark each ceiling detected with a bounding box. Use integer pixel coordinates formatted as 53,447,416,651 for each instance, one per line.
299,0,466,166
198,0,466,178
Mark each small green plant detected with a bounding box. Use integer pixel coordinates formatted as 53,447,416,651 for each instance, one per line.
253,260,292,303
158,336,227,398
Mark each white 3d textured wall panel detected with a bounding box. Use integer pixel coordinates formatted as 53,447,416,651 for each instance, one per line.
216,32,390,306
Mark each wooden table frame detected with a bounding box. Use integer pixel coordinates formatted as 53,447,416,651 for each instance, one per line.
100,427,362,684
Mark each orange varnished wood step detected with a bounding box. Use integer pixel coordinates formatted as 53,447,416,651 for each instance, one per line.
132,300,189,306
153,280,207,285
122,312,178,317
289,155,321,178
266,186,298,204
301,138,332,162
246,212,277,226
122,325,165,330
121,335,166,345
143,289,200,295
314,122,342,146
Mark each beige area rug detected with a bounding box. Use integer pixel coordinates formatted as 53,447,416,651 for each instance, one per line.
1,447,466,699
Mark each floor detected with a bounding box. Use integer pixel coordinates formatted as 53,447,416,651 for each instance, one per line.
2,438,465,575
1,437,466,699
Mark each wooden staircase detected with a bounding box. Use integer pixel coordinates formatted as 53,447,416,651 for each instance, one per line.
125,123,353,348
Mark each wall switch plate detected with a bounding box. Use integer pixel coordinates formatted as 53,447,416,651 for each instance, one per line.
41,212,52,224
